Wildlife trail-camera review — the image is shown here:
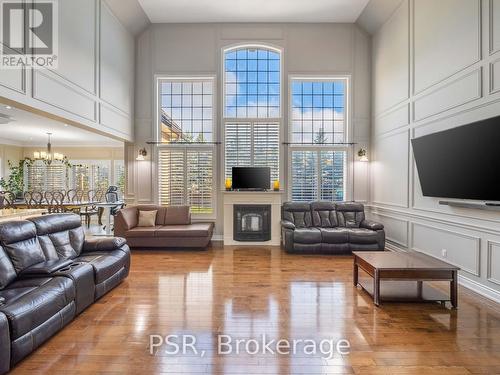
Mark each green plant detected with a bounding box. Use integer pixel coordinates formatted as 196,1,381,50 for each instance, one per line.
0,158,33,197
0,157,74,197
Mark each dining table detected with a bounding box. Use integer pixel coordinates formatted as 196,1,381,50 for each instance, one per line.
12,201,101,209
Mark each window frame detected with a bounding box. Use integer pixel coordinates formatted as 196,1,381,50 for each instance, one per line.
154,75,217,219
222,44,283,121
221,44,283,190
287,75,351,202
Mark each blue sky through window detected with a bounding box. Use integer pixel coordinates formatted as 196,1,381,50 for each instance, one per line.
224,47,281,118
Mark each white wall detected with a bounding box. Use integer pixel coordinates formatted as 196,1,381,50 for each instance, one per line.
129,23,372,236
0,0,135,142
370,0,500,302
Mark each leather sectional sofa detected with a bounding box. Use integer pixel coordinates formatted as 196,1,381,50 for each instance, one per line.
281,202,385,254
114,205,214,249
0,214,130,373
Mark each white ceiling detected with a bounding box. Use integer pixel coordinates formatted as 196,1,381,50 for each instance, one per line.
137,0,370,23
0,105,123,147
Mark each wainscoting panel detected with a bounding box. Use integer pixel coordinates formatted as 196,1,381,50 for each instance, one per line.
491,0,500,54
374,103,409,135
100,1,134,116
487,241,500,285
413,0,481,94
411,222,481,276
372,0,409,115
32,71,97,122
99,103,131,138
413,69,482,121
372,130,409,208
369,212,409,248
0,45,25,94
51,0,96,94
490,58,500,93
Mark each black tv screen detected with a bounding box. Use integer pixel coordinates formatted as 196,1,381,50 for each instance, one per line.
232,167,270,190
411,115,500,201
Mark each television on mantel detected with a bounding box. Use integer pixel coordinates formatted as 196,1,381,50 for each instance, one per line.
231,167,270,191
411,115,500,202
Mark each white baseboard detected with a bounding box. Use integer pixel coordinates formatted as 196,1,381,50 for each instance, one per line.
385,242,500,304
458,274,500,304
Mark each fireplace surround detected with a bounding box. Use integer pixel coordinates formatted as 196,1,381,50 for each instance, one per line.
233,204,271,241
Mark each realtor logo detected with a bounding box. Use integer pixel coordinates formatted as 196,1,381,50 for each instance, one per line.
0,0,58,68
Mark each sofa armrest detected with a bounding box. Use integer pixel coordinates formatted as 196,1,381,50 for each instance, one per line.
114,207,138,237
83,237,127,252
360,220,384,231
0,312,10,374
18,259,73,277
281,220,296,230
0,297,4,306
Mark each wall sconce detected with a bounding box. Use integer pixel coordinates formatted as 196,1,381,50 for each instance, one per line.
357,148,369,162
136,148,148,161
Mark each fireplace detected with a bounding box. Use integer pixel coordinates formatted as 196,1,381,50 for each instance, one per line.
233,204,271,241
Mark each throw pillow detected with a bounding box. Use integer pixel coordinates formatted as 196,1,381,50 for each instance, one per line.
137,210,157,227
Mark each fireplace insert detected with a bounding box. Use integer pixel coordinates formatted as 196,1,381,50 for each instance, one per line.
233,204,271,241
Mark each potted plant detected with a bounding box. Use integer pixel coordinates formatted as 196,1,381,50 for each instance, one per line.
0,158,34,199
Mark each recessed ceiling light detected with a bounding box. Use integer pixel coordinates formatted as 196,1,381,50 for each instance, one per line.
64,124,68,127
5,106,12,110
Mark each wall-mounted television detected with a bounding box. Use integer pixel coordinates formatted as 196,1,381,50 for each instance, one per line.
232,167,270,190
411,115,500,201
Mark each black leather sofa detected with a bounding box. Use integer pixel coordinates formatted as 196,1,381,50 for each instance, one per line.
0,214,130,373
281,202,385,254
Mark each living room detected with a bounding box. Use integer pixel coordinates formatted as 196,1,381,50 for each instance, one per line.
0,0,500,373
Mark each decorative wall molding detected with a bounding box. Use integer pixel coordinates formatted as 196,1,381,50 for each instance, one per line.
459,274,500,304
412,0,482,95
413,68,483,121
489,0,500,55
487,241,500,286
369,212,409,247
410,222,481,276
32,70,97,122
374,103,410,136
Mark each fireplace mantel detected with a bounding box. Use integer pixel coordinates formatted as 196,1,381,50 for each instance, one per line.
223,191,283,246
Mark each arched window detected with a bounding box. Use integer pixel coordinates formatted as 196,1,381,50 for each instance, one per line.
224,45,281,118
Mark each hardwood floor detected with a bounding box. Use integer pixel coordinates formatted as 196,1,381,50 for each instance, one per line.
10,244,500,374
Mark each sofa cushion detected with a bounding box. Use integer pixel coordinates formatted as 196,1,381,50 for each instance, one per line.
311,202,338,227
347,228,380,244
29,214,85,259
293,228,321,244
155,223,214,238
0,221,45,273
164,206,191,225
125,226,162,238
282,202,313,228
138,210,157,227
320,228,349,244
336,203,366,228
0,277,75,340
75,249,128,284
0,246,16,290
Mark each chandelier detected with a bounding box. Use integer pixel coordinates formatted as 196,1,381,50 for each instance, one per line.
33,133,66,165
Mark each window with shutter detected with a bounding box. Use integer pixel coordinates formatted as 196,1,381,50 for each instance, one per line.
224,122,279,184
158,148,214,214
289,77,348,202
157,77,216,217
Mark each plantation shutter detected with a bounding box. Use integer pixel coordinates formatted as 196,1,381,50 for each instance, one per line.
224,122,280,183
320,151,346,201
158,149,185,206
224,123,252,178
186,150,213,214
27,162,66,191
291,150,318,202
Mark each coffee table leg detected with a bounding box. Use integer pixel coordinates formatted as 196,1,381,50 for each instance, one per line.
373,270,381,307
353,257,359,287
451,270,458,309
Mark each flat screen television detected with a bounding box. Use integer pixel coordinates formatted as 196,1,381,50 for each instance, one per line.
232,167,270,190
411,115,500,201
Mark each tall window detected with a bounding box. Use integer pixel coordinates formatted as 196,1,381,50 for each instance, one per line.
289,77,348,202
224,46,281,186
70,160,111,192
157,77,215,216
224,122,279,183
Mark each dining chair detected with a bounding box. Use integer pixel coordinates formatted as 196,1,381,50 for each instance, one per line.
26,191,44,209
0,191,15,209
80,190,99,228
48,191,65,213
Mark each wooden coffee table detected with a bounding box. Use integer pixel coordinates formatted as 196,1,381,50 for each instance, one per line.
353,251,460,308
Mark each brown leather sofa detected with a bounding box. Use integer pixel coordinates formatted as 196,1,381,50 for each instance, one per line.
0,214,130,373
114,205,214,249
